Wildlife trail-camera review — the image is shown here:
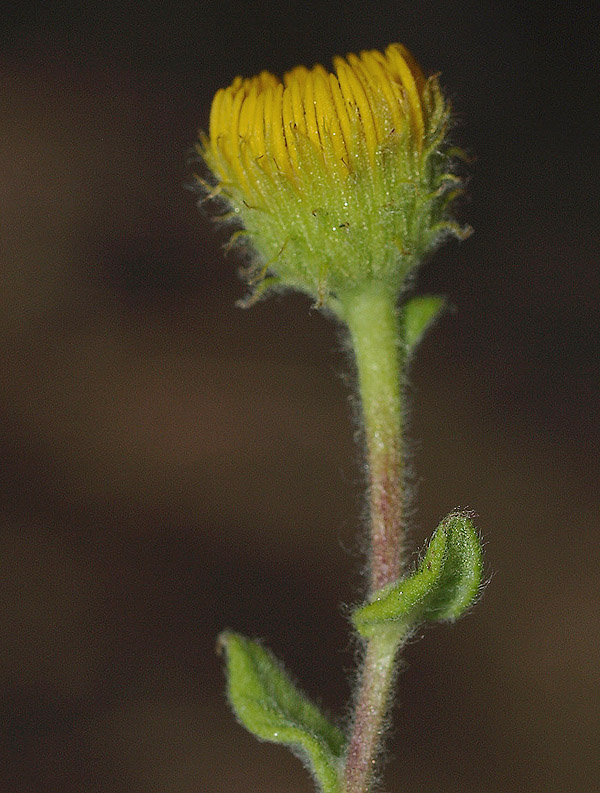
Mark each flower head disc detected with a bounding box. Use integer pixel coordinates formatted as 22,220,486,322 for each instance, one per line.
198,44,468,307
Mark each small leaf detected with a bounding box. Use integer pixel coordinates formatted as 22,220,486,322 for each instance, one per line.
218,631,345,793
421,512,483,622
403,294,448,354
352,524,448,638
353,512,482,638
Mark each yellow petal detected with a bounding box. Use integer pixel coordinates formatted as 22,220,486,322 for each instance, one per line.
334,56,378,166
313,70,347,170
303,71,322,151
385,44,425,143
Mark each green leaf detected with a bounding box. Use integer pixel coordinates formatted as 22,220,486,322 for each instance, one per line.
403,294,448,354
218,631,345,793
352,524,447,638
421,512,483,622
353,512,483,638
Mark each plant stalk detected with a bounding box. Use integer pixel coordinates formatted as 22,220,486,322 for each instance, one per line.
338,283,406,793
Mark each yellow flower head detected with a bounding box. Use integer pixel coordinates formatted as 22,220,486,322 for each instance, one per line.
198,44,467,307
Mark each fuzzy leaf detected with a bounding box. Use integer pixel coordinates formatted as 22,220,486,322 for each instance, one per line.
421,512,483,622
353,512,482,638
352,524,447,638
403,295,447,354
218,631,344,793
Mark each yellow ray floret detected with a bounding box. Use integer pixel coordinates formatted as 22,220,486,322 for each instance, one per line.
206,43,435,194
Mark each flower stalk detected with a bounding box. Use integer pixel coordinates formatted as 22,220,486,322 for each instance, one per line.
337,283,407,792
343,628,401,793
338,283,405,594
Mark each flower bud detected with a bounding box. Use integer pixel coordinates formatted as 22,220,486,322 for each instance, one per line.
197,44,468,307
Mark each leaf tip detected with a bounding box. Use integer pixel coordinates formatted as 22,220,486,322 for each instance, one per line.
403,293,452,354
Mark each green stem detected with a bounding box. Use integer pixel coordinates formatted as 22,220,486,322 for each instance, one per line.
337,282,406,793
339,282,405,593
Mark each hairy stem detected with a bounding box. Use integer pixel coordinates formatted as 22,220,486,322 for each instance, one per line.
338,283,406,793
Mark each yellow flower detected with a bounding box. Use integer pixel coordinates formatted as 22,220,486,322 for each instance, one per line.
198,44,467,307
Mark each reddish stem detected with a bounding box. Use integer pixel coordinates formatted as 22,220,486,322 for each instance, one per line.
339,284,406,793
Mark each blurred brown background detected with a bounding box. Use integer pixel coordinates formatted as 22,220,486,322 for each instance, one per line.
0,2,598,792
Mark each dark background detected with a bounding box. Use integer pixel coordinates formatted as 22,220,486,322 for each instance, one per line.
1,2,598,792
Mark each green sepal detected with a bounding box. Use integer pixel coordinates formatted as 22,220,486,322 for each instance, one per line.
402,294,448,355
353,512,483,638
218,631,345,793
